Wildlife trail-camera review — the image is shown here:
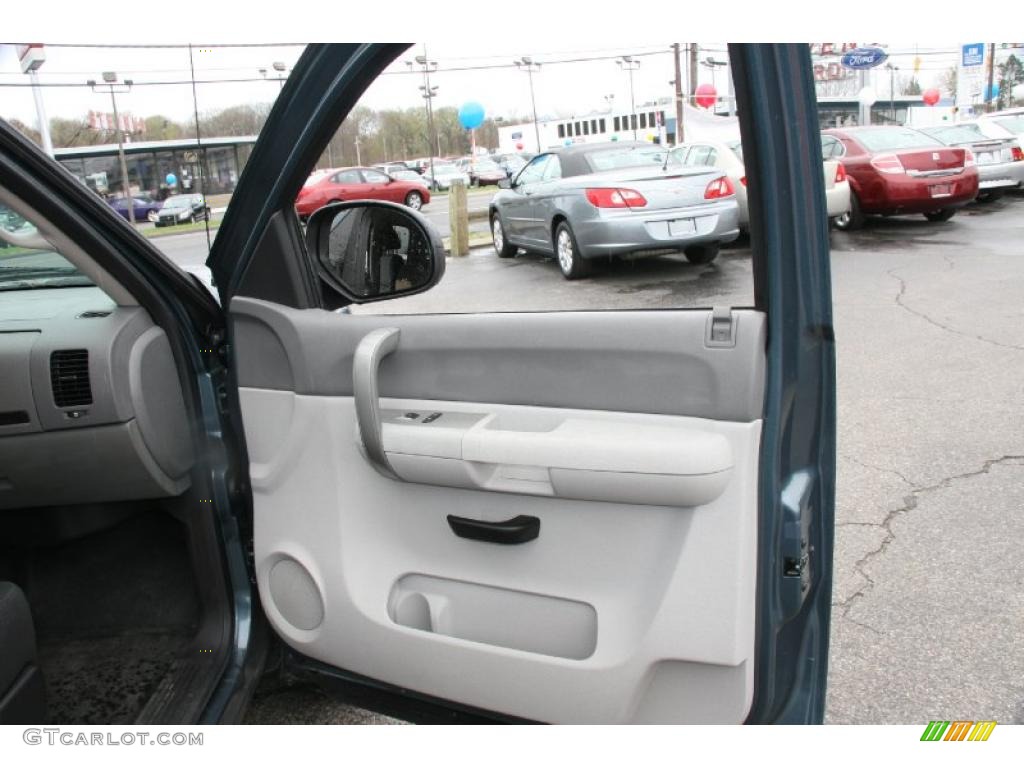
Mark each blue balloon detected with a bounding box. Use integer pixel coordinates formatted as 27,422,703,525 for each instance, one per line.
564,138,572,146
458,101,485,130
165,173,177,186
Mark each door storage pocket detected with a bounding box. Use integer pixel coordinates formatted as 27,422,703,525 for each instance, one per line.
388,574,597,660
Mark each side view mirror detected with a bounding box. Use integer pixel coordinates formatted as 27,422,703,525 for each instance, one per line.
497,178,512,190
305,200,445,304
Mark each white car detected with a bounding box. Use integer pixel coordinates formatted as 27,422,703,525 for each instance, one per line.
671,139,851,230
975,111,1024,148
422,162,471,191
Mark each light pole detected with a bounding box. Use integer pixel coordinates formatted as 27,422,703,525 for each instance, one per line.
406,52,440,183
88,72,135,224
885,63,899,123
702,56,729,114
514,57,543,153
616,56,640,140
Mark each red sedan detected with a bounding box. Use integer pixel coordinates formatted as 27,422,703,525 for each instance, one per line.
295,166,430,219
824,126,979,230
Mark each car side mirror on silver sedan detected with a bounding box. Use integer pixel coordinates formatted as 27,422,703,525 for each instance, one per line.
305,200,445,303
497,178,512,190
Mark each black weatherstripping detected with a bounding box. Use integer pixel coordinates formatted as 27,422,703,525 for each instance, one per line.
731,44,837,724
447,514,540,545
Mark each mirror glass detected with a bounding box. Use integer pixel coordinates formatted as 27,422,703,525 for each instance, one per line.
319,206,435,300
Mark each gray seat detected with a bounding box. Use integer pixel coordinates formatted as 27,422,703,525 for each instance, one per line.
0,582,46,724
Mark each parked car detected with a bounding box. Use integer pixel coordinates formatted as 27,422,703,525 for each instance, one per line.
464,158,507,187
108,195,162,223
295,166,430,218
918,122,1024,202
421,162,471,191
822,126,979,230
975,111,1024,148
154,193,210,227
374,162,412,176
489,141,740,279
671,139,851,231
496,153,529,178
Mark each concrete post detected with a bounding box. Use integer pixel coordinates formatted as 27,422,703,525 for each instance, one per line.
448,180,469,257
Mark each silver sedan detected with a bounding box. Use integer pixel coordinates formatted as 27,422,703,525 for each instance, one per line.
489,142,740,279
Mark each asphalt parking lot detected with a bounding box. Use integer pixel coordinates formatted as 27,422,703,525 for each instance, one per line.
154,194,1024,724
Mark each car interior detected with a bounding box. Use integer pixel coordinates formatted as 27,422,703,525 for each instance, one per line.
0,189,223,725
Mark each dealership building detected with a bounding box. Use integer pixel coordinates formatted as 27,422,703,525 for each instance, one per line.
53,136,259,200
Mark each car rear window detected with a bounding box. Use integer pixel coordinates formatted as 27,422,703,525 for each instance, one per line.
855,128,942,152
584,146,670,172
923,125,986,144
994,116,1024,133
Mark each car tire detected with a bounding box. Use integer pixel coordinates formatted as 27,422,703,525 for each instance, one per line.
975,190,1003,203
924,209,956,223
832,191,863,231
683,244,720,265
554,221,590,280
405,191,424,210
491,213,517,259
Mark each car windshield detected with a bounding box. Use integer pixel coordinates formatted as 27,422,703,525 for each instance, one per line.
0,205,94,292
162,196,194,210
994,116,1024,133
855,128,941,152
584,145,670,172
923,125,986,144
727,141,744,161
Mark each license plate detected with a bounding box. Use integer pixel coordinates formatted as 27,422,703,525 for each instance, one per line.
668,218,697,236
930,184,952,198
977,152,995,165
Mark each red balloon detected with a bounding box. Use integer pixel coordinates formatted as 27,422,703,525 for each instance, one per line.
695,83,718,109
515,141,524,150
922,88,940,106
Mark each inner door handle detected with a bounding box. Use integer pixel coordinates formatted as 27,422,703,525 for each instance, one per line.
353,327,400,479
447,514,541,545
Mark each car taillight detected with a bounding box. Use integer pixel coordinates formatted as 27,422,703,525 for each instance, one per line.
704,176,735,199
1011,145,1024,162
870,154,904,175
739,176,747,186
964,149,976,168
585,187,647,208
835,162,847,182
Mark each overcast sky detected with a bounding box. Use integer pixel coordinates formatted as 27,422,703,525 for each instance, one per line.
0,42,1000,132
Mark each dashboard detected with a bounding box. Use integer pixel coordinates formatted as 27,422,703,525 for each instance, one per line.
0,287,194,510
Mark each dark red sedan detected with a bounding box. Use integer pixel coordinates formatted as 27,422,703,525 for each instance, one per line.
823,126,979,230
295,166,430,219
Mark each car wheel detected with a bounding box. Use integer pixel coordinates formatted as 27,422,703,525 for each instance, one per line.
683,244,720,265
924,209,956,222
832,191,863,231
491,214,517,259
975,190,1003,203
554,221,590,280
405,191,424,210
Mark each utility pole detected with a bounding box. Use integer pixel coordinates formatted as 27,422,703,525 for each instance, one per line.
985,43,996,110
354,135,361,166
89,73,135,224
672,43,684,144
616,56,641,141
514,57,543,153
688,44,699,109
885,63,899,123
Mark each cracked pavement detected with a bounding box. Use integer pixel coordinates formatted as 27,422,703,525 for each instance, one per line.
826,197,1024,724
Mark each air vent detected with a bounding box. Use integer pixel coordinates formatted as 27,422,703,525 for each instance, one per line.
50,350,93,408
78,310,112,319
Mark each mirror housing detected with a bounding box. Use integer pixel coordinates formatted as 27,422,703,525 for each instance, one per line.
497,178,512,190
305,200,445,304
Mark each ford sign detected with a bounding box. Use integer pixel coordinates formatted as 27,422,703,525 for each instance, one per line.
841,47,888,70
